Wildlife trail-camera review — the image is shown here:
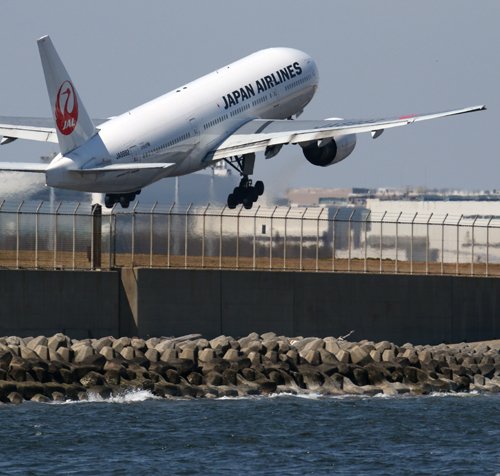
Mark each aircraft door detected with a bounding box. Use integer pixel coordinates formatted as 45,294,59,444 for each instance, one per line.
188,117,200,145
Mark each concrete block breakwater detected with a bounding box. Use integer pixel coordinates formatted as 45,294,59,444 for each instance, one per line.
1,333,499,403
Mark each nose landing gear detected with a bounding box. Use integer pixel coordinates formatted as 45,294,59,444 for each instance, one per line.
104,190,141,209
224,153,264,210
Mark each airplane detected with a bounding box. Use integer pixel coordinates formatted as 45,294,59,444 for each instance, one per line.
0,35,486,209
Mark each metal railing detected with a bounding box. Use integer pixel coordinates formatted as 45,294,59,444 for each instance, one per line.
2,200,500,277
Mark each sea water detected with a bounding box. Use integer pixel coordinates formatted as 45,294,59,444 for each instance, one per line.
0,392,498,475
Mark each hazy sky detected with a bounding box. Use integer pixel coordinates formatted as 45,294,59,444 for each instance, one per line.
1,0,498,194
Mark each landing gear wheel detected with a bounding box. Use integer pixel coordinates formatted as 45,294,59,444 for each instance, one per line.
248,187,258,203
242,197,253,209
255,180,264,196
105,189,141,208
227,193,238,209
119,195,130,208
104,194,115,209
233,186,244,202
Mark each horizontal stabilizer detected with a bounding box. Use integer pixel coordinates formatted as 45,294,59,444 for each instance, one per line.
0,117,108,145
0,124,57,144
0,162,48,173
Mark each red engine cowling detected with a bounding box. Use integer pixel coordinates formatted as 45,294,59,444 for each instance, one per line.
301,133,357,167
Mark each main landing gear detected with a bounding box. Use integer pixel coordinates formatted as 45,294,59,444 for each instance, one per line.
225,153,264,210
227,176,264,209
104,190,141,209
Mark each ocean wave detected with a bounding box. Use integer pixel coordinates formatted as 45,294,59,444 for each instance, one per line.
214,390,493,402
49,389,161,405
215,391,324,401
88,389,162,403
37,388,495,405
427,390,481,398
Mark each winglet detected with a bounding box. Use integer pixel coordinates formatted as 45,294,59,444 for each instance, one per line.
37,35,96,154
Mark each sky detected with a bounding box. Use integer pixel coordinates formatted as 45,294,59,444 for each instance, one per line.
0,0,498,196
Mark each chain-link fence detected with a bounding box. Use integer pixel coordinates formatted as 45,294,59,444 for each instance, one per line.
1,200,500,276
0,201,103,270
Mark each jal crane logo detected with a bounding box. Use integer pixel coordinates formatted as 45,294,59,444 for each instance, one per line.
55,80,78,135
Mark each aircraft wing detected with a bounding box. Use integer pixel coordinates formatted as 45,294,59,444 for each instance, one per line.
206,105,486,161
0,116,107,144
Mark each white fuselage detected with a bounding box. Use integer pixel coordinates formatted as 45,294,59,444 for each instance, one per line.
45,47,319,193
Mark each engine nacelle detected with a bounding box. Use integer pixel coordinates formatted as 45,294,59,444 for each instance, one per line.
301,133,357,167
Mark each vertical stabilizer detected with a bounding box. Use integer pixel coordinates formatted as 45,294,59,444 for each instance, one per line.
37,35,96,154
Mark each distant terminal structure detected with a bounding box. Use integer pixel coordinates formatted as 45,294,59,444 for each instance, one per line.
287,186,500,207
287,187,500,218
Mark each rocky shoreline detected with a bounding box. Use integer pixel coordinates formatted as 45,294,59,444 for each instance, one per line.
0,333,499,403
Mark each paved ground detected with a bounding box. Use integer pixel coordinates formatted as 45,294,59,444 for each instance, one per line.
1,249,500,277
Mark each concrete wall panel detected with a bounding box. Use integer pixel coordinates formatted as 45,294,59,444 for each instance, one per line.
292,274,454,344
220,271,295,337
0,270,119,338
135,269,221,337
130,270,499,344
451,278,499,343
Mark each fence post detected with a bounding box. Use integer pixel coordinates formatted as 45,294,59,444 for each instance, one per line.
331,208,340,272
167,202,175,268
253,205,260,270
130,202,139,267
53,202,61,270
379,211,387,274
237,205,242,269
184,203,192,269
395,211,402,274
72,203,80,270
109,206,116,269
202,204,210,268
347,209,355,272
219,205,226,269
35,201,43,269
91,203,102,270
440,214,448,275
16,201,24,269
284,207,291,270
300,207,308,271
410,212,417,275
316,208,325,272
471,216,478,276
149,202,157,268
269,206,277,270
486,217,493,277
456,215,463,275
363,210,371,273
425,213,433,275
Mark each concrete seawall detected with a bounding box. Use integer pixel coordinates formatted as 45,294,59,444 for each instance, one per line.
0,269,498,344
0,270,120,338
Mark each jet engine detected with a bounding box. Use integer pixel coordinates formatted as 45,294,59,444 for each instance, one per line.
300,133,357,167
